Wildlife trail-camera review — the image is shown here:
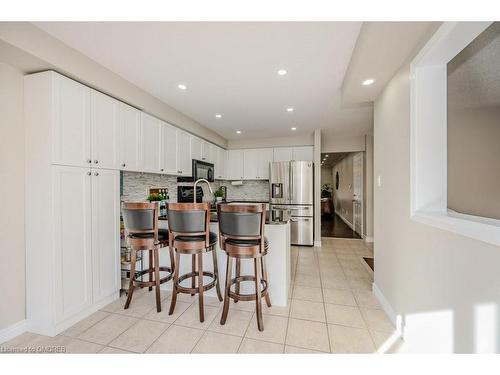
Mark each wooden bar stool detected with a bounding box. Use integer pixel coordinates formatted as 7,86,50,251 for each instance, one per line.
167,203,223,322
217,203,272,331
122,202,174,312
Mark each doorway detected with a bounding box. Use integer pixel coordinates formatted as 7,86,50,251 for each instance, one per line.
320,152,363,239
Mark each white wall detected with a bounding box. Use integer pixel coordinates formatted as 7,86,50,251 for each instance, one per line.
0,63,25,332
320,166,333,188
321,134,365,153
374,63,500,353
332,154,355,225
364,134,374,240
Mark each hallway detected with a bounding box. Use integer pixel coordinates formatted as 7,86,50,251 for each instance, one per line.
321,214,362,239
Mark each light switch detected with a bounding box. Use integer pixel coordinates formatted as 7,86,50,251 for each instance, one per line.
377,175,382,187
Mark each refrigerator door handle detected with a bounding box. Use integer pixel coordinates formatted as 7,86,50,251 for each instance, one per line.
289,163,293,203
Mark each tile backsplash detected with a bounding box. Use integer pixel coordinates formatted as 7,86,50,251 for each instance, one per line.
121,171,269,203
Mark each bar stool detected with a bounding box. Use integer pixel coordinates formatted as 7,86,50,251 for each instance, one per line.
217,203,272,331
167,203,223,322
122,202,174,312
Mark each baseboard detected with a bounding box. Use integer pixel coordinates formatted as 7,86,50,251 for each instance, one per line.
336,212,354,230
365,236,374,243
313,240,322,247
372,283,402,335
0,320,27,344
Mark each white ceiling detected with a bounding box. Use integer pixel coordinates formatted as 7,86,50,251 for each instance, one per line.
33,22,370,140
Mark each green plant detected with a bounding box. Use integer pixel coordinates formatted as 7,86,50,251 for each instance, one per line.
214,187,225,198
321,183,332,198
147,193,164,202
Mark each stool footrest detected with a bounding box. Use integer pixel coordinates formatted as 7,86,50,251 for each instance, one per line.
175,271,217,294
228,275,269,302
132,266,173,288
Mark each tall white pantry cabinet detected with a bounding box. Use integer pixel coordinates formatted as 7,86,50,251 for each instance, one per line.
25,71,120,336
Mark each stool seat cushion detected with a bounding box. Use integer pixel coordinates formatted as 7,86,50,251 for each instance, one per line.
129,228,169,241
174,231,217,245
225,236,269,248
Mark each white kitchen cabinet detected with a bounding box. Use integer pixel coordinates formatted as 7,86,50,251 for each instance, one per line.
215,147,227,180
227,149,244,180
91,168,120,304
292,146,314,161
273,147,293,162
161,122,178,175
119,103,141,171
141,113,162,173
177,130,192,176
52,73,91,168
243,148,273,180
207,143,217,164
201,140,210,162
259,148,274,179
91,90,120,169
191,136,203,161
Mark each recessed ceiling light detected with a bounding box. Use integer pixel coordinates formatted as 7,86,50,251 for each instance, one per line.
362,79,375,86
277,69,287,76
215,114,222,118
236,130,242,134
291,127,297,131
177,84,187,90
287,107,294,112
325,154,329,157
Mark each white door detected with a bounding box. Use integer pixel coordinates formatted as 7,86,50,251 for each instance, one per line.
243,149,260,179
191,136,203,161
273,147,293,162
91,168,120,304
207,143,217,165
292,146,313,162
259,148,274,179
52,74,91,168
201,141,210,162
140,113,161,173
352,152,364,237
52,165,93,324
119,103,141,171
161,122,178,174
177,130,192,176
91,90,119,169
227,150,244,180
215,147,227,180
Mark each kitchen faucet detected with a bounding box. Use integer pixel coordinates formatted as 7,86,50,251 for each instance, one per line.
193,178,213,203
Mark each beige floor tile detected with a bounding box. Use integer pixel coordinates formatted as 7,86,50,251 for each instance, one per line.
296,264,319,274
208,309,253,337
65,338,104,353
2,332,45,348
328,324,375,353
100,346,132,353
321,276,349,289
322,288,356,306
109,319,169,353
353,290,380,308
292,285,323,302
78,314,137,345
361,308,395,333
262,300,291,317
192,296,223,308
175,293,198,304
245,314,288,344
144,301,191,323
61,311,110,338
347,277,372,291
285,318,330,353
100,295,127,313
28,335,73,352
284,345,324,354
290,300,326,322
175,304,220,330
369,330,404,353
118,292,164,318
294,273,321,288
324,304,366,328
230,299,258,312
238,338,284,353
146,324,204,353
192,331,242,353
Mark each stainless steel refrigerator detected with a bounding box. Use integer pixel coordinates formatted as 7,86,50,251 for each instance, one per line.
269,161,314,246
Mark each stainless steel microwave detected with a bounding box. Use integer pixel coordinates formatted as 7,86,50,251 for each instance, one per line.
177,159,214,182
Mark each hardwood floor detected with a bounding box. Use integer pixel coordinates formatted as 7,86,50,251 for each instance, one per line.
321,213,361,239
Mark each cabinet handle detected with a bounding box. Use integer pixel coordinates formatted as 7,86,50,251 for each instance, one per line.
94,172,99,176
160,168,164,172
94,160,99,164
87,159,92,164
178,170,182,174
87,171,91,176
122,163,126,167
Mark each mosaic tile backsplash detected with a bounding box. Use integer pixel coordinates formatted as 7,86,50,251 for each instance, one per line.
121,171,269,203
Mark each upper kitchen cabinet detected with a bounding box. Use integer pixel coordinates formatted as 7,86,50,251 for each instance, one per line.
292,146,314,161
227,149,244,180
51,73,91,168
273,147,293,162
201,140,210,162
90,90,120,169
140,113,162,173
177,130,192,176
215,147,227,180
191,136,203,161
161,122,178,175
243,148,273,180
118,103,141,172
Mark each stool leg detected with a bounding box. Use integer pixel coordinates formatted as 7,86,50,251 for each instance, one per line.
234,259,241,303
220,256,233,325
168,251,181,315
254,258,264,331
148,249,153,292
191,254,196,296
153,246,161,313
197,252,205,322
261,256,272,307
169,246,175,276
124,249,136,309
211,247,223,301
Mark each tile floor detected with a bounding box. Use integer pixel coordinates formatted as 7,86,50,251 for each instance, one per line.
2,238,403,354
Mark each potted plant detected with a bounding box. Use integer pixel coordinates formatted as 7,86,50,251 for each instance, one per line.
214,187,225,202
321,183,332,198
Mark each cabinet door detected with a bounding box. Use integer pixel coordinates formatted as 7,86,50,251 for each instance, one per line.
52,74,91,168
292,146,313,161
201,141,210,162
227,150,244,180
119,103,141,171
91,90,119,169
215,147,227,180
52,166,93,323
161,122,178,174
207,143,217,164
243,149,260,180
91,168,120,303
191,136,203,161
273,147,293,162
177,130,192,176
140,113,161,173
259,148,274,179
